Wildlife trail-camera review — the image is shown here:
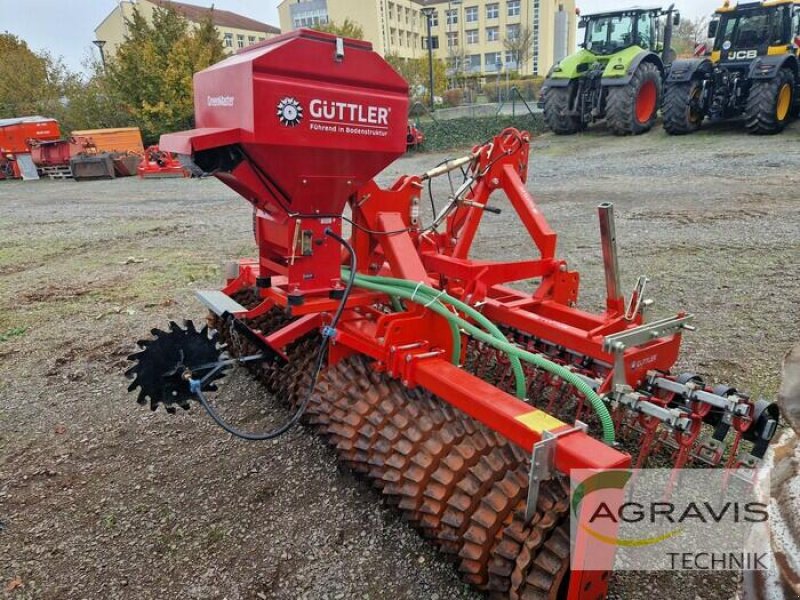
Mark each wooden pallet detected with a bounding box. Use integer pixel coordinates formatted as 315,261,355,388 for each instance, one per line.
38,165,73,180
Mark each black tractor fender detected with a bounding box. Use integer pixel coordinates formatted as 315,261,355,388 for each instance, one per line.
601,51,664,87
748,53,799,80
666,58,713,83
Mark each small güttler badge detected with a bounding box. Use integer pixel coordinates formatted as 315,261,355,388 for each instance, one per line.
277,97,303,127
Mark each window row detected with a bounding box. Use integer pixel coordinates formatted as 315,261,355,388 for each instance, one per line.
387,1,419,26
223,32,267,49
292,9,329,30
449,51,524,72
427,1,520,26
390,28,419,48
429,24,518,47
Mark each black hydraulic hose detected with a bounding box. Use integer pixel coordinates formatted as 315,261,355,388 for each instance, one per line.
191,228,357,441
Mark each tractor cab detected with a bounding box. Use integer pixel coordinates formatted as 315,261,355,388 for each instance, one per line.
580,6,680,56
663,0,800,134
708,0,800,68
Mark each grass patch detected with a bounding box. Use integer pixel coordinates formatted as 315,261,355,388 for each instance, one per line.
0,326,27,342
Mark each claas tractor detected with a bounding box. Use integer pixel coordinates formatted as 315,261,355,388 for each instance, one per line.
664,0,800,135
125,30,782,599
541,5,680,135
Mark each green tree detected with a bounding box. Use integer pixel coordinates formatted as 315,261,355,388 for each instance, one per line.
0,34,67,118
104,5,226,142
314,19,365,40
60,58,132,132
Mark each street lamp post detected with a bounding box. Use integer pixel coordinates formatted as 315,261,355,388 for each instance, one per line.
421,7,436,111
93,40,107,71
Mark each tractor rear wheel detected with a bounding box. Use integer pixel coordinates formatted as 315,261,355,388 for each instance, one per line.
606,62,662,135
542,85,581,135
745,68,795,134
663,79,705,135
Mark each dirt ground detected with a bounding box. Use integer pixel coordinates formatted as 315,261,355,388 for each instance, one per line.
1,121,799,600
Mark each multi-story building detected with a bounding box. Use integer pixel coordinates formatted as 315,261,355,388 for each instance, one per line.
277,0,576,78
95,0,281,59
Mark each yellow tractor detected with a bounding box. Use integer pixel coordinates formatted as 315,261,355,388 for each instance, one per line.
664,0,800,134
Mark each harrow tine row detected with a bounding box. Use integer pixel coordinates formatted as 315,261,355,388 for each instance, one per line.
462,333,770,473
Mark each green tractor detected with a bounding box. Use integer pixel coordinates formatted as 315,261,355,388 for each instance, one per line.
541,5,680,135
663,0,800,135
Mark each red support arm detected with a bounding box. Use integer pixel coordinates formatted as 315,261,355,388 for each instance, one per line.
501,164,557,259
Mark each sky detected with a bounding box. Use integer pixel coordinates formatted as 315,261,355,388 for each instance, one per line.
1,0,721,73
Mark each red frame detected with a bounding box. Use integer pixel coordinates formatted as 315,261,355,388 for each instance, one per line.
215,130,657,599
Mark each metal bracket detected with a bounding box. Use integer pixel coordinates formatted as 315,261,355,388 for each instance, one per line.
604,314,695,351
604,314,696,394
624,276,649,321
335,37,345,61
525,421,588,523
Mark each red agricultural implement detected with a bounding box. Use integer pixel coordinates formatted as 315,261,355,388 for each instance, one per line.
137,145,188,178
127,30,781,598
0,116,60,180
407,121,424,149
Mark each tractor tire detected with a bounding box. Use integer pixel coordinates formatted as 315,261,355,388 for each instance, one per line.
744,68,795,135
542,85,581,135
606,61,662,136
663,79,705,135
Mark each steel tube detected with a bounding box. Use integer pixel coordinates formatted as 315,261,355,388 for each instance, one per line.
598,202,623,307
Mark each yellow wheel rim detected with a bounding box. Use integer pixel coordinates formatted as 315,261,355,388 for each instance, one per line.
777,83,792,121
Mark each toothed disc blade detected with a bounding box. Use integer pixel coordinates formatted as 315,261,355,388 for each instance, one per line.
126,320,227,412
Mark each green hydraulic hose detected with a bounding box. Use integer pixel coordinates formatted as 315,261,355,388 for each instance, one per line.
358,278,463,366
349,272,527,399
345,270,616,445
342,269,524,397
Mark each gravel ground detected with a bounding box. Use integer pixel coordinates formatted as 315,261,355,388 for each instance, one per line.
1,120,798,600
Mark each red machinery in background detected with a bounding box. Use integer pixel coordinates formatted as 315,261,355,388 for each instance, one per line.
0,116,60,179
137,145,189,178
127,30,780,599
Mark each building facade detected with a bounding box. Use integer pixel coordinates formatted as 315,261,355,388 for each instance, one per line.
277,0,576,77
95,0,281,59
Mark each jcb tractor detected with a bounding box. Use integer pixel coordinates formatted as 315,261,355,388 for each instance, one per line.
664,0,800,135
541,5,680,135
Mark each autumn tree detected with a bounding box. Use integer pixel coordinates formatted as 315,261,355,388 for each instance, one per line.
314,19,365,40
0,34,68,118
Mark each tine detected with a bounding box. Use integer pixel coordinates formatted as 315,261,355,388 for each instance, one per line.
185,320,197,333
169,321,182,333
